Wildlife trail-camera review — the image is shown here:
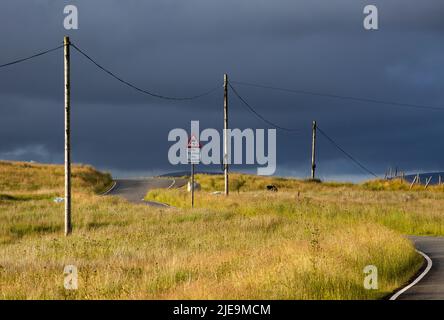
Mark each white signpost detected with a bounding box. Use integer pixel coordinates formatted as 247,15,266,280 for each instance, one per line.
187,135,201,208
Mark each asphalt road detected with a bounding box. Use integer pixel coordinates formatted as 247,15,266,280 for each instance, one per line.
106,178,187,207
395,236,444,300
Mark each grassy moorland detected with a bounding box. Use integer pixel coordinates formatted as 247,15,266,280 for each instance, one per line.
1,162,443,299
148,174,444,236
144,173,444,299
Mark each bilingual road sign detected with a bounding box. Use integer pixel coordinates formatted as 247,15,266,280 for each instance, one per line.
187,135,201,164
188,150,200,164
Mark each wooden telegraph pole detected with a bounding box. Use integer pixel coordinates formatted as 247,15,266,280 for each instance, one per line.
224,74,229,195
311,120,317,180
64,36,72,236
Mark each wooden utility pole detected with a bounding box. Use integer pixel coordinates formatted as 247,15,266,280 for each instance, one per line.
64,36,72,236
224,74,229,195
311,120,317,180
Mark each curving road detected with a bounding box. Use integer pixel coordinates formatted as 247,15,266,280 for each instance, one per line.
105,178,187,207
394,236,444,300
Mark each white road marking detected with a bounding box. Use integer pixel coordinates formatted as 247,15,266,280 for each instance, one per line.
142,178,174,207
99,181,117,196
167,179,176,189
146,200,170,207
390,249,433,300
103,178,174,207
148,178,176,207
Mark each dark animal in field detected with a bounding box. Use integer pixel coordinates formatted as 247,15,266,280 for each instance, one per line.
266,185,278,192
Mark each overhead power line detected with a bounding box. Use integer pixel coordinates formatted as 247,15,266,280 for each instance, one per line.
0,45,64,69
231,80,444,112
316,126,378,178
71,43,219,101
229,82,299,133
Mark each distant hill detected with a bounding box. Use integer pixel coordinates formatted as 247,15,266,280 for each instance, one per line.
159,171,222,178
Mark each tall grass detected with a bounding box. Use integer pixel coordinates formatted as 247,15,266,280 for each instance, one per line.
0,166,432,299
147,174,444,236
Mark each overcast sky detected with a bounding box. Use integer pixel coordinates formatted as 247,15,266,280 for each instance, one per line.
0,0,443,181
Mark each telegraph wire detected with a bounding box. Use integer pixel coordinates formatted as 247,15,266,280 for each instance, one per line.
231,80,444,112
70,43,220,101
230,81,377,177
229,82,300,133
0,45,64,69
317,126,378,178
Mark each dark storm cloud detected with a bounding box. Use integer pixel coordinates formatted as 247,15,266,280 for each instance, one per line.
0,0,443,180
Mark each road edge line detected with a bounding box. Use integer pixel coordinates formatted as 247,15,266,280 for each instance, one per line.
145,200,171,208
389,249,433,300
99,181,117,196
141,178,175,207
167,179,176,189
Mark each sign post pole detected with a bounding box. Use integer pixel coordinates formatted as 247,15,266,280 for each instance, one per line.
187,134,201,209
191,163,195,208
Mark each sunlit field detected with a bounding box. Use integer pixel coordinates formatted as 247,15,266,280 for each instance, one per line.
4,162,444,299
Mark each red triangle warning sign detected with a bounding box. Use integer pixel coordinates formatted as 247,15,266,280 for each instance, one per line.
187,135,201,148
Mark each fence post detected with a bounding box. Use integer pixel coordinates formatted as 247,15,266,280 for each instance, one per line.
425,176,432,189
409,175,417,189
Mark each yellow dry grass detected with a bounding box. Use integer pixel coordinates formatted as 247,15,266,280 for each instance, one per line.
0,165,432,299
